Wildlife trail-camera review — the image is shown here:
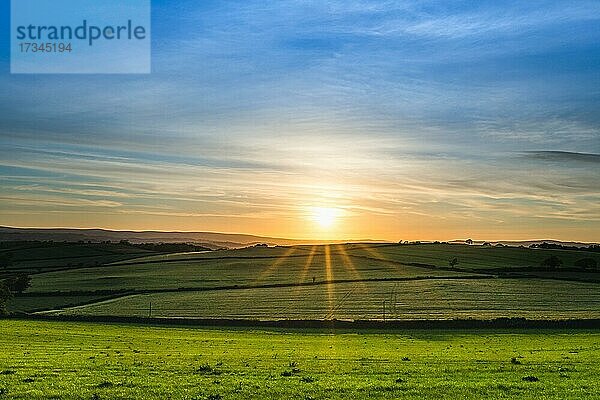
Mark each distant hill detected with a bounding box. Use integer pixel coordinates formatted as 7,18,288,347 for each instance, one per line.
448,239,597,248
3,227,593,249
0,226,382,249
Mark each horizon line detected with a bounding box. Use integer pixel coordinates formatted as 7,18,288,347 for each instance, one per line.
1,225,597,245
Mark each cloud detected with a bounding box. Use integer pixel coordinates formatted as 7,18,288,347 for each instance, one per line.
0,1,599,239
523,151,600,164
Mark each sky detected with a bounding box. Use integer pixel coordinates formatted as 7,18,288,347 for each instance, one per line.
0,0,599,241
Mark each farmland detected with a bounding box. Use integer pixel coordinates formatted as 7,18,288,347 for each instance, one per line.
2,242,598,320
53,279,600,321
2,242,600,399
0,320,599,399
25,247,474,294
0,241,210,276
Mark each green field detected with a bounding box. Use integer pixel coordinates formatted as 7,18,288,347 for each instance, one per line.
7,295,116,314
2,244,600,399
346,243,599,271
27,248,474,294
0,320,599,399
0,242,160,276
53,279,600,320
7,243,594,321
110,243,600,271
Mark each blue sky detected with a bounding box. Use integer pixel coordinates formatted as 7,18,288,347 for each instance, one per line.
0,0,599,240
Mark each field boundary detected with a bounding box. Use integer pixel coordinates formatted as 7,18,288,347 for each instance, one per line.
5,314,600,330
22,274,494,298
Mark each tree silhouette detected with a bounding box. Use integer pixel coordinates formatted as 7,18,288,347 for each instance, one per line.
6,274,32,294
541,256,563,268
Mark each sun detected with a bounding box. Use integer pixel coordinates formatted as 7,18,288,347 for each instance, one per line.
312,207,340,228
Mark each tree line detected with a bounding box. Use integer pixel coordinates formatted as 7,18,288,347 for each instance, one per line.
530,242,600,252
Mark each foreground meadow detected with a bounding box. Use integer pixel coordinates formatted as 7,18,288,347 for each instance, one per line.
1,320,599,399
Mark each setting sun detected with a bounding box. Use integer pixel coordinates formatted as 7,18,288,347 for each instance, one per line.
311,207,340,228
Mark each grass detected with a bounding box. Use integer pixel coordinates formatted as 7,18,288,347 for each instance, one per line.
17,243,600,318
4,244,600,398
346,243,600,271
53,279,600,320
0,320,599,399
27,246,473,293
6,296,113,313
26,244,600,296
0,242,160,276
114,243,600,271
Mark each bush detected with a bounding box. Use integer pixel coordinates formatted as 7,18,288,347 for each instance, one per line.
4,274,31,294
541,256,562,268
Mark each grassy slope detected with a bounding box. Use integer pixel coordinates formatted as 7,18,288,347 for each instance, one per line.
18,243,600,318
56,279,600,320
345,243,600,270
6,296,113,313
0,320,599,399
1,242,158,275
111,243,600,270
27,248,471,293
27,244,600,295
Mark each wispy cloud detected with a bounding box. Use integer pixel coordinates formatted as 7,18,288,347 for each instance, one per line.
522,151,600,164
0,0,598,240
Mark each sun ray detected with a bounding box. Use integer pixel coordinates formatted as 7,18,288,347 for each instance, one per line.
324,244,334,320
354,243,413,281
298,245,317,284
254,247,296,283
336,244,368,308
324,245,334,283
336,244,364,282
286,245,319,319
